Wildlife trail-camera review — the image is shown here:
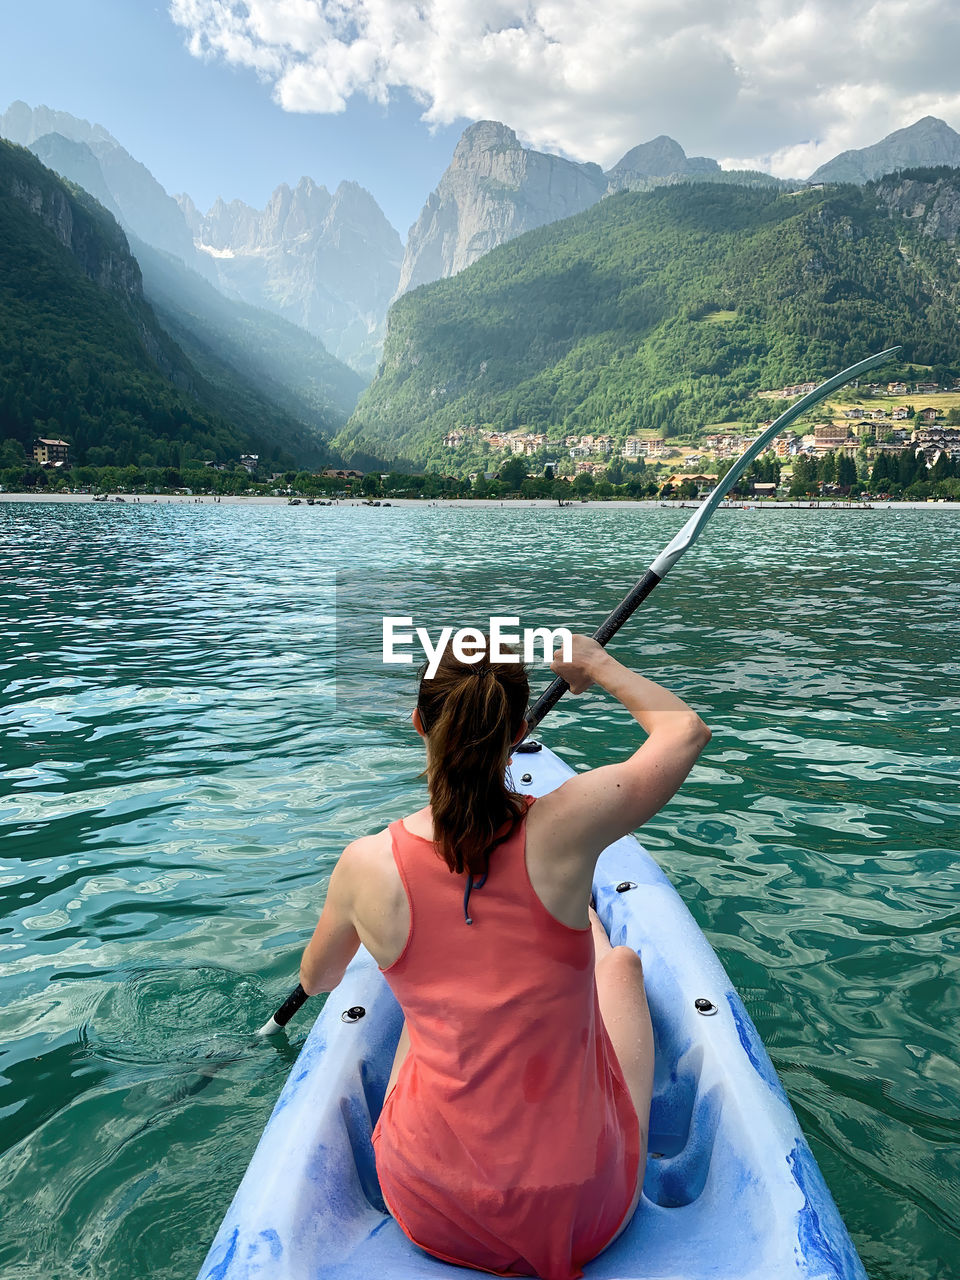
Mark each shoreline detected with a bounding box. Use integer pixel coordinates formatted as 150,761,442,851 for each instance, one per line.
1,492,958,511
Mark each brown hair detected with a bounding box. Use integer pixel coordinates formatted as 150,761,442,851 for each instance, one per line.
416,639,529,879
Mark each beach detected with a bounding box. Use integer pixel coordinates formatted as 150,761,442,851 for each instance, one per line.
2,491,958,510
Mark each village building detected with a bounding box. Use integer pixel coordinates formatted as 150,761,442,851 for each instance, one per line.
814,423,852,444
918,407,943,423
887,382,908,395
505,432,548,456
774,432,801,458
914,383,940,395
322,468,364,480
912,426,960,461
891,407,910,420
660,473,715,493
873,442,910,456
852,421,878,440
240,454,259,474
621,436,666,459
33,437,70,465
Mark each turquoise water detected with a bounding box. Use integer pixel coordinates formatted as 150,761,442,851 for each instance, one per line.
0,501,958,1280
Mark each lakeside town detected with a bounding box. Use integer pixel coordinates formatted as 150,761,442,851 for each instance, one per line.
10,378,960,504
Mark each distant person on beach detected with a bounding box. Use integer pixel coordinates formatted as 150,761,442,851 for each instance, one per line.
299,635,710,1278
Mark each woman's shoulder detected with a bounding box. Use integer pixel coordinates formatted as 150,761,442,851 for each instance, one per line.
339,825,394,876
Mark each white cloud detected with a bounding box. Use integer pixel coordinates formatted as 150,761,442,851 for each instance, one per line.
168,0,960,175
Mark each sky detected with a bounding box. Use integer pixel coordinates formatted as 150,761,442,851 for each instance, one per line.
0,0,465,234
4,0,960,236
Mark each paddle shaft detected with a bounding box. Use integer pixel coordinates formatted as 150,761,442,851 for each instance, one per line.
526,569,661,728
526,344,901,732
257,983,309,1037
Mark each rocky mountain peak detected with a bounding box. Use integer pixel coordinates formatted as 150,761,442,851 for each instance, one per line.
185,174,401,373
395,119,607,296
1,100,200,267
809,116,960,184
175,192,202,237
453,120,522,158
606,135,720,188
1,99,116,151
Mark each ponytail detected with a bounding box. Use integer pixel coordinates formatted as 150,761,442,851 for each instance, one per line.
416,642,529,878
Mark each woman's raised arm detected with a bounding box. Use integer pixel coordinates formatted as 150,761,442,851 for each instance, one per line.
534,635,710,861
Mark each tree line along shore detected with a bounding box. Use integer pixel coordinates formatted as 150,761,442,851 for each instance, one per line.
4,438,960,504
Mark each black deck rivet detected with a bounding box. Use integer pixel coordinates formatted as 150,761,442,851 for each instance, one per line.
695,998,718,1016
520,772,532,784
341,1005,366,1022
615,881,637,893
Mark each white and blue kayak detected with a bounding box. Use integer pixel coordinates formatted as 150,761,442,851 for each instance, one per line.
198,743,867,1280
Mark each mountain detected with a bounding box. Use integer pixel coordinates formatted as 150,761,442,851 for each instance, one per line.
1,100,401,378
1,100,201,267
336,180,960,468
27,131,122,221
873,167,960,242
181,178,403,374
606,135,720,187
14,130,363,432
20,122,366,423
395,122,781,298
396,122,608,297
809,117,960,184
129,233,365,432
0,139,335,469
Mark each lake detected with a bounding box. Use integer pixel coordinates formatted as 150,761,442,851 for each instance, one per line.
0,500,957,1279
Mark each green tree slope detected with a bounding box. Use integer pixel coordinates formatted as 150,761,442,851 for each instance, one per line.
337,182,960,466
0,140,332,469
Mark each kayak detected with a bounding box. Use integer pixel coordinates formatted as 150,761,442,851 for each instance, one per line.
197,742,868,1280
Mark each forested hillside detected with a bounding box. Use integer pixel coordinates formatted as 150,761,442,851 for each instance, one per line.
337,180,960,467
0,140,336,470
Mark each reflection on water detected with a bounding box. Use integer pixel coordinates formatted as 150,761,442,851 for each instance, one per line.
1,501,958,1279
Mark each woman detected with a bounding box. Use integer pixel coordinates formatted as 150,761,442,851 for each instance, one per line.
299,634,710,1279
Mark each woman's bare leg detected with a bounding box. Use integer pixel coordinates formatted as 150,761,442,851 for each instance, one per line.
590,906,653,1125
590,906,654,1245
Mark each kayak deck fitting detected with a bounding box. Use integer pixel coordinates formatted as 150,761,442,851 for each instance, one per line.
198,743,868,1280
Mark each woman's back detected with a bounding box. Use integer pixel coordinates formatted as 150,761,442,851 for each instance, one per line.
298,635,710,1278
371,802,641,1280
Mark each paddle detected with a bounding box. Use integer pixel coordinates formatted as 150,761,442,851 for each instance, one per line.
524,345,901,731
257,983,309,1037
258,344,900,1035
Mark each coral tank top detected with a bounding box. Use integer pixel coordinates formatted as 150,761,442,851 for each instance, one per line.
371,798,641,1280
